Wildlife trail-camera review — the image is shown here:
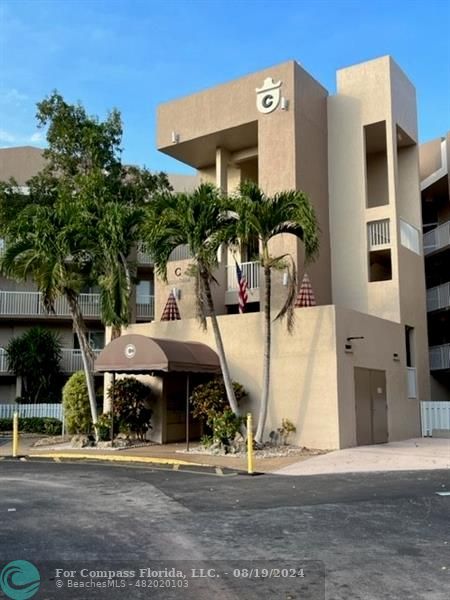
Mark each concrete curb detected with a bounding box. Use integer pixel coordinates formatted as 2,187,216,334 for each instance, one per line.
28,452,214,468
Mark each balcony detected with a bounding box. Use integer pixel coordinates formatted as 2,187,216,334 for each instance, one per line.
0,291,101,318
136,242,153,265
423,221,450,256
226,261,260,291
0,347,102,374
429,344,450,371
367,219,390,251
136,295,155,320
427,282,450,312
406,367,417,399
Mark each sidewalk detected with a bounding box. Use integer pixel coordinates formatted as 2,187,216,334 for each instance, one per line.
0,436,310,473
275,438,450,476
2,435,449,475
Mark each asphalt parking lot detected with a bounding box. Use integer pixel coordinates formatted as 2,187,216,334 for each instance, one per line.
0,459,449,599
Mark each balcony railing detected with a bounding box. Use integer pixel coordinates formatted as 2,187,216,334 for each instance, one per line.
427,282,450,312
0,348,7,373
136,294,155,320
0,347,101,374
423,221,450,256
406,367,417,399
226,261,260,291
429,344,450,371
0,291,101,318
137,242,153,265
61,348,102,373
368,219,390,251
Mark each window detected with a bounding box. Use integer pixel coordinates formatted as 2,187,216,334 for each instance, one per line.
400,219,421,255
364,121,389,208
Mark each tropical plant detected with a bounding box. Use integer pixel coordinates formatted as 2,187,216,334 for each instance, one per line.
62,371,92,434
231,181,319,442
212,409,243,447
5,327,62,404
0,92,171,432
142,184,241,415
190,378,246,425
107,377,152,440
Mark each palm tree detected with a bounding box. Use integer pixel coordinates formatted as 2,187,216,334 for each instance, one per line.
142,183,240,416
232,181,319,442
0,200,99,429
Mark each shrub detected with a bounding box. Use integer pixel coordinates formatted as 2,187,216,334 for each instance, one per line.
0,417,62,435
5,327,62,403
190,378,246,425
96,413,121,442
107,377,152,440
212,409,243,447
62,371,92,434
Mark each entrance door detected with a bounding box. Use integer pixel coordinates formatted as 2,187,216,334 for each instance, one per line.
354,368,388,445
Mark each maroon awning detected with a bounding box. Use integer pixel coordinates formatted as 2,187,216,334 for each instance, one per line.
94,334,221,374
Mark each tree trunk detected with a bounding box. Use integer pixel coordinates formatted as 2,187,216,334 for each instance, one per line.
67,295,98,432
200,269,240,416
255,261,271,443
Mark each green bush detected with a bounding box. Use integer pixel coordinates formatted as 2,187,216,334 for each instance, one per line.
212,410,243,446
95,412,121,442
108,377,152,440
0,417,62,435
62,371,92,434
190,378,246,426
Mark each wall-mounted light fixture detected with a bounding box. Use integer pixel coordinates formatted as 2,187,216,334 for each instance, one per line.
282,272,289,286
172,287,181,300
393,353,400,361
171,131,180,144
281,97,289,111
345,336,365,353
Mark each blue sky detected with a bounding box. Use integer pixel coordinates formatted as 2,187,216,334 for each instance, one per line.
0,0,449,174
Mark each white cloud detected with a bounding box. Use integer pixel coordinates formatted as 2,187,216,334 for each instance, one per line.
0,129,16,143
0,88,28,106
0,129,45,147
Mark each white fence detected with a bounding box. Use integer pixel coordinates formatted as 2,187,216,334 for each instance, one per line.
423,221,450,255
420,401,450,436
427,282,450,312
0,403,63,421
368,219,390,250
0,291,101,318
136,242,153,265
226,261,260,291
0,348,7,372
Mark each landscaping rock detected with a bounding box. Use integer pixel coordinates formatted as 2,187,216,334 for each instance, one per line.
71,434,94,448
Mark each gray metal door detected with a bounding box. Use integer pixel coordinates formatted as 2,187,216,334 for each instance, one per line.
354,367,388,445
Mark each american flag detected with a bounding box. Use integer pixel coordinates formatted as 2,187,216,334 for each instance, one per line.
235,260,248,314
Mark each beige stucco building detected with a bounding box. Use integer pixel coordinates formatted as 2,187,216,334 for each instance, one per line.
118,55,430,448
1,56,437,448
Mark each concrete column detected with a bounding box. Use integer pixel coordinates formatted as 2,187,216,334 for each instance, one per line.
216,147,230,194
15,376,22,400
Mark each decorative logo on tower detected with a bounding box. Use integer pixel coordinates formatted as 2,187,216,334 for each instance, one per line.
256,77,282,114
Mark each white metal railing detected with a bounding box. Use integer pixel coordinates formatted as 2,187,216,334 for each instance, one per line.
0,348,7,372
427,282,450,312
60,349,102,373
429,344,450,371
0,291,101,318
226,261,260,291
406,367,417,399
368,219,390,250
420,401,450,436
137,242,153,265
168,245,193,262
136,295,155,319
423,221,450,255
0,403,63,421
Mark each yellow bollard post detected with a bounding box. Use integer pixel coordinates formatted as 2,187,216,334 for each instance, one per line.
247,412,254,475
12,411,19,458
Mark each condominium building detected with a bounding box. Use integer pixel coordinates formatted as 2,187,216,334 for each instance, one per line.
420,133,450,400
112,56,431,447
1,56,441,449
